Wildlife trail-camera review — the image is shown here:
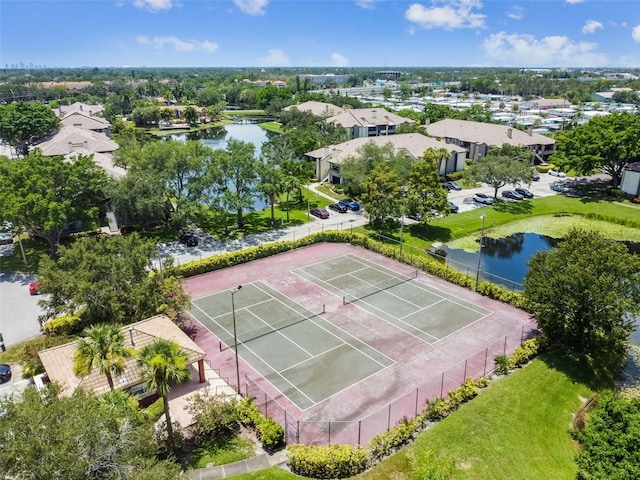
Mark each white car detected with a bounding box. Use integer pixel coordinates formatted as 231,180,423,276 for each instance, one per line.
548,169,566,177
473,192,495,205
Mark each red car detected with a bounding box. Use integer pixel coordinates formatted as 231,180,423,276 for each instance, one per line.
309,208,330,219
29,282,41,295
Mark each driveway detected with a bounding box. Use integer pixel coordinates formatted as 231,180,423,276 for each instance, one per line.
0,268,44,348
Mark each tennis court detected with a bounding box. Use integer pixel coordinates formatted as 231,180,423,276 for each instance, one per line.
190,281,395,410
294,254,491,344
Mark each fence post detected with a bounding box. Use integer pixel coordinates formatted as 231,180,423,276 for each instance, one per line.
297,421,300,444
265,392,268,418
358,420,361,445
415,388,419,416
440,372,445,398
328,422,331,445
284,411,287,444
388,404,392,429
463,359,468,382
483,347,488,376
503,336,508,355
521,325,525,343
245,373,248,396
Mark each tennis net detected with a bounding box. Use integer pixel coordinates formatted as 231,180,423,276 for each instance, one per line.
342,269,419,305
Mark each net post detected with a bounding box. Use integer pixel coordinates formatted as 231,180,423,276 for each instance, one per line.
323,304,325,314
343,296,346,306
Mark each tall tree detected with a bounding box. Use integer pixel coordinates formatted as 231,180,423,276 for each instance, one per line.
524,229,640,376
407,150,450,223
551,112,640,186
0,101,60,155
0,387,181,480
360,163,402,231
217,139,258,229
183,106,199,126
37,234,190,327
465,155,534,198
0,151,108,255
73,323,135,391
281,175,301,223
340,142,400,196
137,339,191,453
256,160,284,225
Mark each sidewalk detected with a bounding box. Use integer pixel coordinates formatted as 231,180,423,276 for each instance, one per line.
186,449,288,479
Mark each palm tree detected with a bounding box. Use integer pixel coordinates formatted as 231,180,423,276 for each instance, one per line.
137,339,191,451
73,323,134,392
282,175,300,223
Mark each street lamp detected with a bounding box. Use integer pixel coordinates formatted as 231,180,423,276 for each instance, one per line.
306,181,310,219
230,285,242,395
475,215,486,291
399,187,408,256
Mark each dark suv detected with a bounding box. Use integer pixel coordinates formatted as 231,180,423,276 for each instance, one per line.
179,233,198,247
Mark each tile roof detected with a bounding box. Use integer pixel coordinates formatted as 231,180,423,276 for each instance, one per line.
283,101,346,117
56,102,105,118
305,133,466,165
60,110,110,131
328,108,415,128
35,126,118,156
426,118,555,147
38,315,205,397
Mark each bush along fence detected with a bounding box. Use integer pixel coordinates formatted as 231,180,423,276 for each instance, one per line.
174,230,531,313
286,335,546,479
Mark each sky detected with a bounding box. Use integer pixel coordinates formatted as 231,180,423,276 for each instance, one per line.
1,0,640,69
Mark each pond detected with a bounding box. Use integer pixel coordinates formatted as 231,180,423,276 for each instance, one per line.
438,232,640,344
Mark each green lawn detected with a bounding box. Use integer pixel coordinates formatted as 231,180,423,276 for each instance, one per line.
188,433,256,469
226,354,601,480
259,121,283,134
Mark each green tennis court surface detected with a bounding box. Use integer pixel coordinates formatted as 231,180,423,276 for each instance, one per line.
294,254,491,344
190,282,394,410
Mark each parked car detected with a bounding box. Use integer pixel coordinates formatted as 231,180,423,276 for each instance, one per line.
550,181,571,193
310,208,330,219
442,181,462,191
406,212,422,221
0,364,11,384
501,190,524,201
0,231,12,245
531,173,541,181
179,233,198,247
515,187,534,198
548,169,566,177
338,199,360,211
328,203,347,213
29,282,41,295
473,192,495,205
448,201,459,213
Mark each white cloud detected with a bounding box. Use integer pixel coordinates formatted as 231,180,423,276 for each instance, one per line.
233,0,268,15
582,20,603,34
132,0,173,11
633,24,640,42
406,25,416,35
506,6,523,20
329,53,350,67
405,0,486,30
356,0,378,9
481,32,608,67
257,49,292,67
136,36,219,53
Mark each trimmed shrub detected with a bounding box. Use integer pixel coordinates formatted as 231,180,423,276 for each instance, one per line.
143,397,165,422
287,444,370,479
257,417,285,452
237,396,264,429
494,354,509,375
43,313,85,336
425,377,487,421
507,336,546,369
368,417,418,462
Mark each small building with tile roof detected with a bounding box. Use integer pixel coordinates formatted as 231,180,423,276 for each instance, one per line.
283,101,346,117
38,315,207,399
327,108,415,139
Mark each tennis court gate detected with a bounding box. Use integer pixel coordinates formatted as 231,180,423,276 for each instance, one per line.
243,324,534,446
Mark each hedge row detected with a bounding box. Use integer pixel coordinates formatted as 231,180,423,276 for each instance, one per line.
286,376,490,478
495,335,546,375
175,231,529,312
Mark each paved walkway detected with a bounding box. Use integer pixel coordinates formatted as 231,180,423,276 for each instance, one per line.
186,449,288,479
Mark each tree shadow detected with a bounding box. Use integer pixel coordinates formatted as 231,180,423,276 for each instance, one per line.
492,199,534,214
539,350,614,392
408,223,453,243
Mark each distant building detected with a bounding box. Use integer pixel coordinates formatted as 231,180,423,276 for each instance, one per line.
620,162,640,196
327,108,415,139
283,101,346,117
376,71,402,80
298,73,349,85
425,118,555,164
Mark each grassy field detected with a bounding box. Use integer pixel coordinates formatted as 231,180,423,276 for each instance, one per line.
223,354,601,480
188,433,256,469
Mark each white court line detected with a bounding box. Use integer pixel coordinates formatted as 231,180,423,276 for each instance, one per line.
252,282,393,369
243,308,314,357
346,254,491,316
294,268,435,344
